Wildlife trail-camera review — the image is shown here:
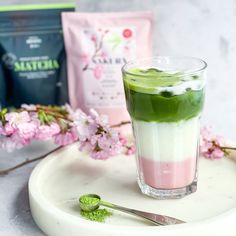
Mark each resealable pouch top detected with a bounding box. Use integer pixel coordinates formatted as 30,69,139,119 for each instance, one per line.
0,4,75,107
62,11,153,125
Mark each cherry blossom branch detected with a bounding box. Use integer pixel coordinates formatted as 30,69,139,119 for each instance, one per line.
200,126,236,159
111,121,131,128
1,108,235,177
21,105,73,123
0,119,131,176
0,146,62,176
220,146,236,150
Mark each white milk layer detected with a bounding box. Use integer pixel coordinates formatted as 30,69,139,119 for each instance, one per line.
133,117,199,162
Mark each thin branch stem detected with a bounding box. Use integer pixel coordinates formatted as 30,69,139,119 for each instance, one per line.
220,146,236,151
22,106,73,123
111,121,131,128
45,111,73,122
0,146,62,176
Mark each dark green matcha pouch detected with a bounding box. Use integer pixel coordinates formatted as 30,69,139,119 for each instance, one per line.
0,3,75,107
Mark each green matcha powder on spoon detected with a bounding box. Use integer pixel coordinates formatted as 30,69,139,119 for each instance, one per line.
79,194,185,225
79,194,112,222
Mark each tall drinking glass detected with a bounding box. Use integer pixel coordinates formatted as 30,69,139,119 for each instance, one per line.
122,56,207,199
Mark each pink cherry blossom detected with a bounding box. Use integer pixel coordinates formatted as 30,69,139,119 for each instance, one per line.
54,127,78,146
17,120,39,139
126,146,135,155
118,132,136,156
65,104,83,121
93,65,103,80
74,111,97,142
2,111,39,138
21,104,37,111
200,126,213,142
200,126,226,159
75,109,121,160
3,123,16,135
200,140,212,153
211,148,225,159
90,149,111,160
0,104,131,160
36,123,60,140
119,133,128,145
5,111,30,127
89,132,121,160
89,109,108,127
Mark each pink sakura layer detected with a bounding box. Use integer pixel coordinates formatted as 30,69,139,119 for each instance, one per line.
139,157,197,189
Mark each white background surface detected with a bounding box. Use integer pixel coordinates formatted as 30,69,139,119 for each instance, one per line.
1,0,236,235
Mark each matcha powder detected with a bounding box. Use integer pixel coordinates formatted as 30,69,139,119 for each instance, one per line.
80,208,112,222
79,195,112,222
80,196,100,206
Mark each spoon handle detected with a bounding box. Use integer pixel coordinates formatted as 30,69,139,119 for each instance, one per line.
100,201,185,225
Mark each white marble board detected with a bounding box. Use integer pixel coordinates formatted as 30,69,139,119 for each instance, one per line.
29,143,236,236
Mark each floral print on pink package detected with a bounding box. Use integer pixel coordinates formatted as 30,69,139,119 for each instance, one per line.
62,12,153,125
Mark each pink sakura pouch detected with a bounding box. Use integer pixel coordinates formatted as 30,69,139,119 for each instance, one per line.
62,11,153,125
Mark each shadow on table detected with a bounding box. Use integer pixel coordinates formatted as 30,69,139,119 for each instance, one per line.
12,183,46,236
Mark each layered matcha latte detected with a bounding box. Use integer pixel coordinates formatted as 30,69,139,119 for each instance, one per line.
122,57,206,199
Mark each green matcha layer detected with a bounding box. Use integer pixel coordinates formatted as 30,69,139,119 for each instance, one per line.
123,68,205,122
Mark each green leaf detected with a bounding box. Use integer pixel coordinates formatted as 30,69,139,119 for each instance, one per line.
223,149,230,157
38,110,48,124
0,108,8,125
1,108,8,115
47,115,55,123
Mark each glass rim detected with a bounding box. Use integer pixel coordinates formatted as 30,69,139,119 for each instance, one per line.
122,56,207,78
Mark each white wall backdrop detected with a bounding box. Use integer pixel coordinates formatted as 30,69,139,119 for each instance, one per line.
1,0,236,140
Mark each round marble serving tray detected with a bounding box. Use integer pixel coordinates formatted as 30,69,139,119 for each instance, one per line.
29,143,236,236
